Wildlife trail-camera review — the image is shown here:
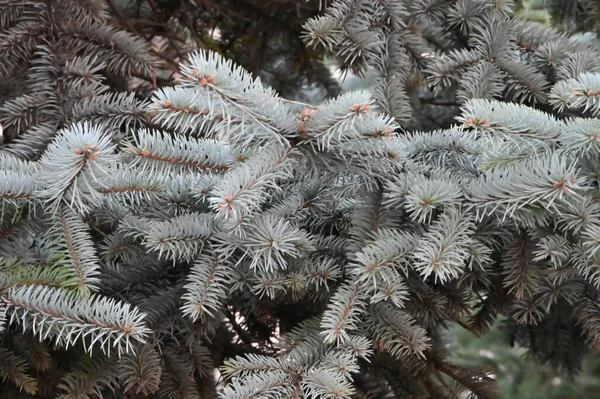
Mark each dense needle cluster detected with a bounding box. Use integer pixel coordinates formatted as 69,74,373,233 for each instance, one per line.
2,0,600,398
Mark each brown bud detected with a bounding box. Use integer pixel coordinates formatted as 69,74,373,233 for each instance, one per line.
301,107,313,120
297,121,308,134
351,104,368,112
218,193,234,209
200,74,215,87
553,181,567,193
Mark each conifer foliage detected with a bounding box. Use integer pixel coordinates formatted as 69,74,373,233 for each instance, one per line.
2,0,600,398
0,0,156,158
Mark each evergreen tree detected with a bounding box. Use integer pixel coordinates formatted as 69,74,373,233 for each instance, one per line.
2,0,600,398
107,0,339,102
0,0,156,157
